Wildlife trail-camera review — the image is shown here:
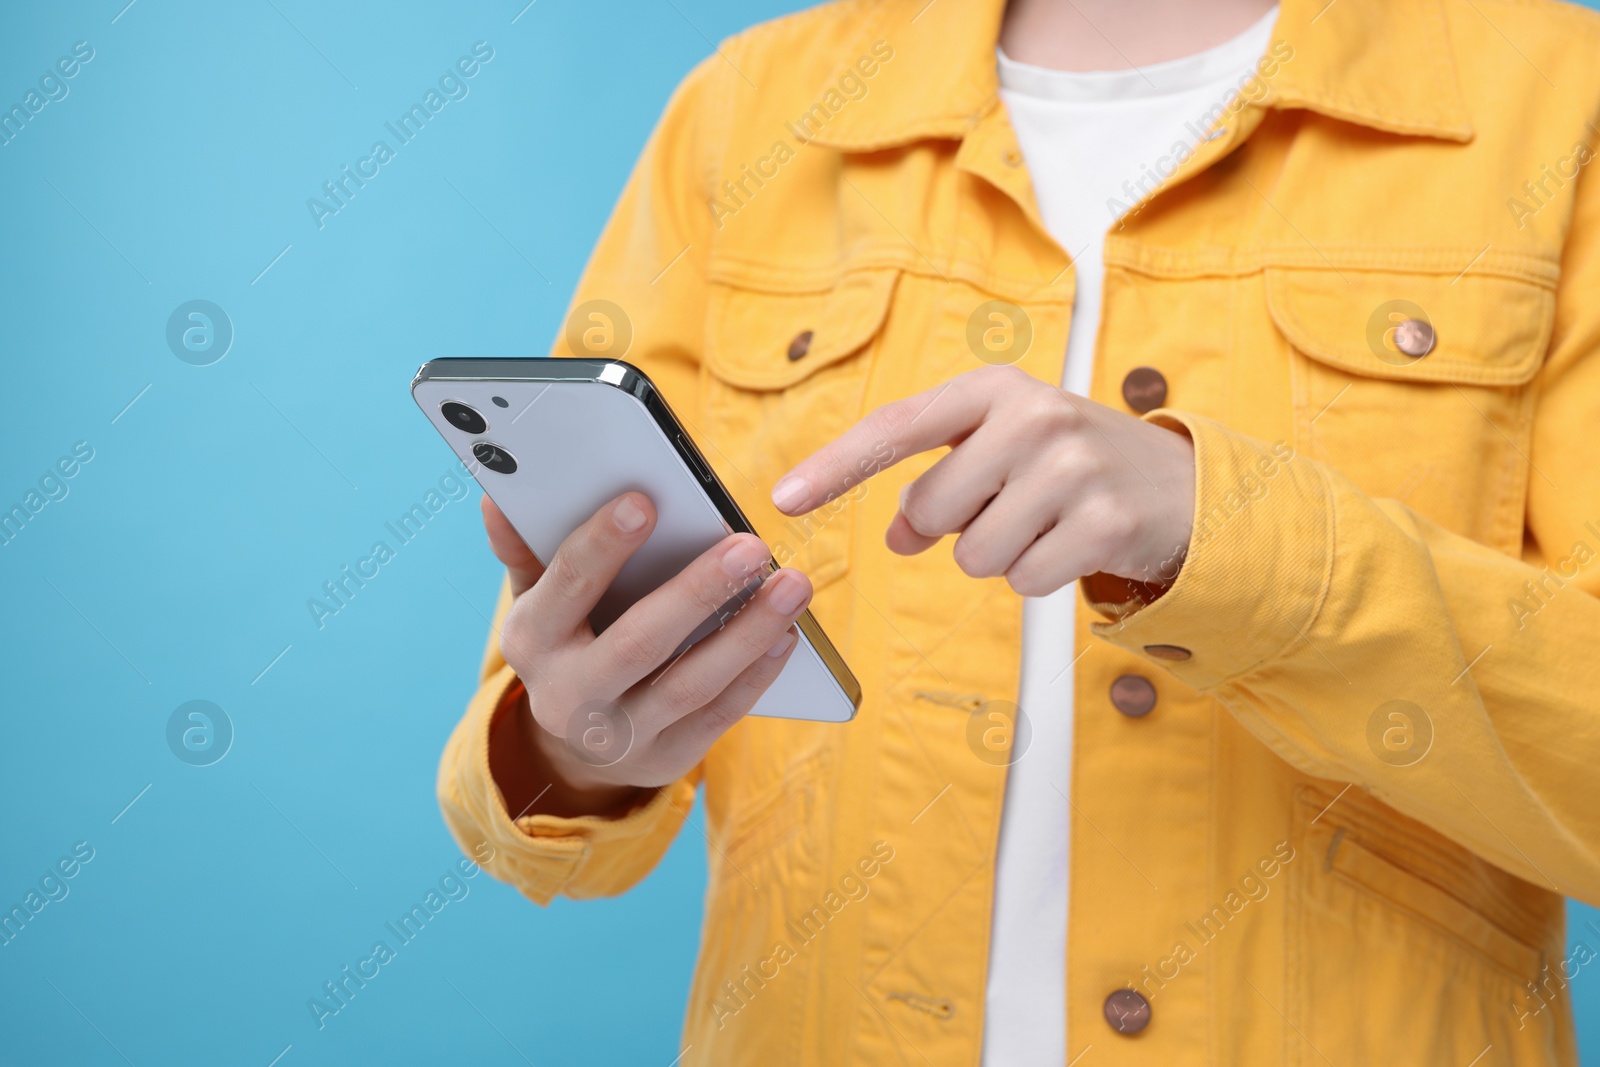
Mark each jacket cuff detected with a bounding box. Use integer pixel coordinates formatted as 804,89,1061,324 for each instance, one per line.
1083,410,1335,690
438,664,696,904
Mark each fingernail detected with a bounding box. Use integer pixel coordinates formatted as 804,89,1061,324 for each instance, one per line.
765,631,797,658
767,571,810,616
612,496,647,533
721,537,770,578
771,476,810,513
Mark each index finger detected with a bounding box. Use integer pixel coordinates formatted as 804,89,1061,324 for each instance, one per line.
482,496,544,597
769,372,994,515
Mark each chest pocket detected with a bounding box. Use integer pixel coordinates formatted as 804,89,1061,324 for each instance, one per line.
1266,263,1554,552
699,268,898,590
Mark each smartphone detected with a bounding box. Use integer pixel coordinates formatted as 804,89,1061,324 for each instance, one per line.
412,357,860,724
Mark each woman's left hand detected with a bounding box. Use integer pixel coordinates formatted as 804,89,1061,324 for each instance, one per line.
771,365,1197,597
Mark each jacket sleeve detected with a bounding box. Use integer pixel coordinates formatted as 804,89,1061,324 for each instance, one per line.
1085,169,1600,907
438,579,701,904
436,55,721,904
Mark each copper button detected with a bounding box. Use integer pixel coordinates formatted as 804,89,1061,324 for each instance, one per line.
1110,674,1157,717
1392,319,1436,358
1103,988,1152,1034
1144,644,1191,662
787,330,814,361
1121,366,1168,413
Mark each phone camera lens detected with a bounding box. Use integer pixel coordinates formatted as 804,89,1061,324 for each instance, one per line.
441,401,487,434
472,441,517,475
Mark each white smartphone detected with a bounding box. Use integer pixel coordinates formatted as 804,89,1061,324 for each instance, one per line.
412,357,860,724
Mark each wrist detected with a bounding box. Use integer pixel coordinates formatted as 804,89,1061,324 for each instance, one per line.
1116,428,1196,585
493,689,646,820
526,706,640,802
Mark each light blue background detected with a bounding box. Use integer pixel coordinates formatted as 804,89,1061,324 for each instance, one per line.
0,1,1594,1064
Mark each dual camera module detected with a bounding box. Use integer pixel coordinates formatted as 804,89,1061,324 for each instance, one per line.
441,400,517,474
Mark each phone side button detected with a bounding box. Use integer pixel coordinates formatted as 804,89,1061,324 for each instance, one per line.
677,434,714,482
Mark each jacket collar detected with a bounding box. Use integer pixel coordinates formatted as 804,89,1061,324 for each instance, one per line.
811,0,1474,150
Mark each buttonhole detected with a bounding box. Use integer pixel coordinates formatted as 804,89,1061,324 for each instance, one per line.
887,992,956,1020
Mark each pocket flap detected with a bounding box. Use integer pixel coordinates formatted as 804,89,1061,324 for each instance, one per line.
1265,266,1554,386
705,268,898,390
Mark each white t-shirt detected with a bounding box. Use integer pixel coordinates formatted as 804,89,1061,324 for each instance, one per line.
984,10,1278,1063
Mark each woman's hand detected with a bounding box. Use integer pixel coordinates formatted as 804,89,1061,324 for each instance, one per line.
771,365,1196,597
481,493,813,818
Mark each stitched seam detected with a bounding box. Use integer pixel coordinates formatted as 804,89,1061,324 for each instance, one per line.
712,247,1560,292
1205,698,1219,1065
1491,378,1541,556
1105,245,1560,283
1288,791,1307,1067
708,249,1074,302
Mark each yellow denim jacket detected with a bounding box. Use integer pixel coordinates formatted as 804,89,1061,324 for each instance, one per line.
438,0,1600,1062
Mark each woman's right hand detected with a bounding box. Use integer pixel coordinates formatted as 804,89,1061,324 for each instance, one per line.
480,492,813,819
